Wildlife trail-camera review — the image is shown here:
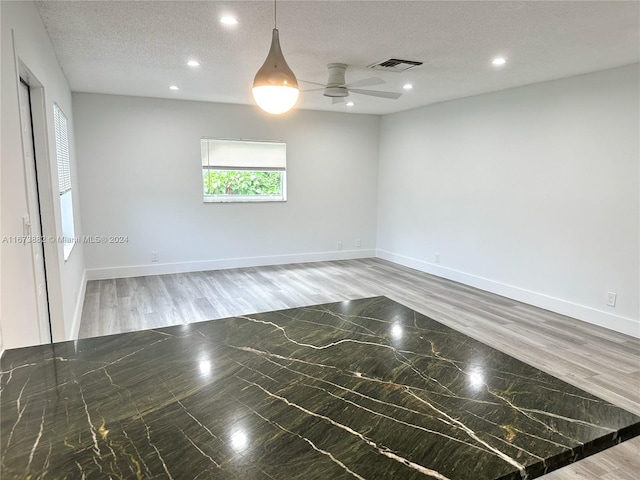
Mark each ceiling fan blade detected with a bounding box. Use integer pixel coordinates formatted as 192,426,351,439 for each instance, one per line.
345,77,385,88
299,79,327,87
300,87,325,93
349,88,402,100
332,96,345,104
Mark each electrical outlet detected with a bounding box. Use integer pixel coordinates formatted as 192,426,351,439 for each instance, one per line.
435,253,440,264
606,292,617,307
152,251,159,262
336,241,342,251
355,239,361,248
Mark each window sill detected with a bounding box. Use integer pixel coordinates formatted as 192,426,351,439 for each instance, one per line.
203,195,286,203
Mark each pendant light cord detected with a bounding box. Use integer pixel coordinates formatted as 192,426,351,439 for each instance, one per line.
274,0,277,29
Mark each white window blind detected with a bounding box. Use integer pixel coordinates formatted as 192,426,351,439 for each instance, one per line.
53,103,75,259
53,104,71,194
201,139,286,171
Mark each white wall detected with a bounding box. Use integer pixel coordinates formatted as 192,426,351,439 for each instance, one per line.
1,1,86,348
73,94,379,277
377,64,639,337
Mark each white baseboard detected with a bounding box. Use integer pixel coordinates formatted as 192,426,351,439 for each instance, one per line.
81,248,639,338
85,249,376,281
376,249,640,339
69,269,87,341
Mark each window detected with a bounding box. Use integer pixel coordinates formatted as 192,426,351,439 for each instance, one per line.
201,138,287,202
53,103,75,260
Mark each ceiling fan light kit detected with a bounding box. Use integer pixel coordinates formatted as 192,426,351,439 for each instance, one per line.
324,63,350,97
252,1,299,115
300,63,404,104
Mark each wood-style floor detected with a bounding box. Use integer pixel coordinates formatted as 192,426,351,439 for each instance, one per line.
79,258,639,479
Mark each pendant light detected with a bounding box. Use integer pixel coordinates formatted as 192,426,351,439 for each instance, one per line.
252,0,299,114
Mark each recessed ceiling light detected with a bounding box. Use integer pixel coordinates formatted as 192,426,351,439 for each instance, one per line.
169,85,179,90
220,15,238,25
346,102,354,107
492,57,506,66
187,60,200,67
403,83,413,90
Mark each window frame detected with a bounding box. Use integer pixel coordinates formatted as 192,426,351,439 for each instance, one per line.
201,138,287,203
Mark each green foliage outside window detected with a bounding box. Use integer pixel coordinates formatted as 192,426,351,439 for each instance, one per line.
203,170,282,196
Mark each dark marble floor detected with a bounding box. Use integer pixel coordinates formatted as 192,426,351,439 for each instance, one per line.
1,297,638,479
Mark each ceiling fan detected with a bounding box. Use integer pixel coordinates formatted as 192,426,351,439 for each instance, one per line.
301,63,402,104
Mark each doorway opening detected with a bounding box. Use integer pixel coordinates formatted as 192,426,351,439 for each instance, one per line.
18,78,53,343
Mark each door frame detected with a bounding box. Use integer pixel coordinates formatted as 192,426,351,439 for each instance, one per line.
18,78,52,343
17,61,66,343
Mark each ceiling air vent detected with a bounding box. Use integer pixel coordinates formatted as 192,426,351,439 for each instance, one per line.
367,59,423,73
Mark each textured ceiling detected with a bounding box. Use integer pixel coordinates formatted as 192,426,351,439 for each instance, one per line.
35,0,639,115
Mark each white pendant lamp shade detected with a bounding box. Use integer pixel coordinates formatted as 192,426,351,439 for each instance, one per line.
252,28,299,114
